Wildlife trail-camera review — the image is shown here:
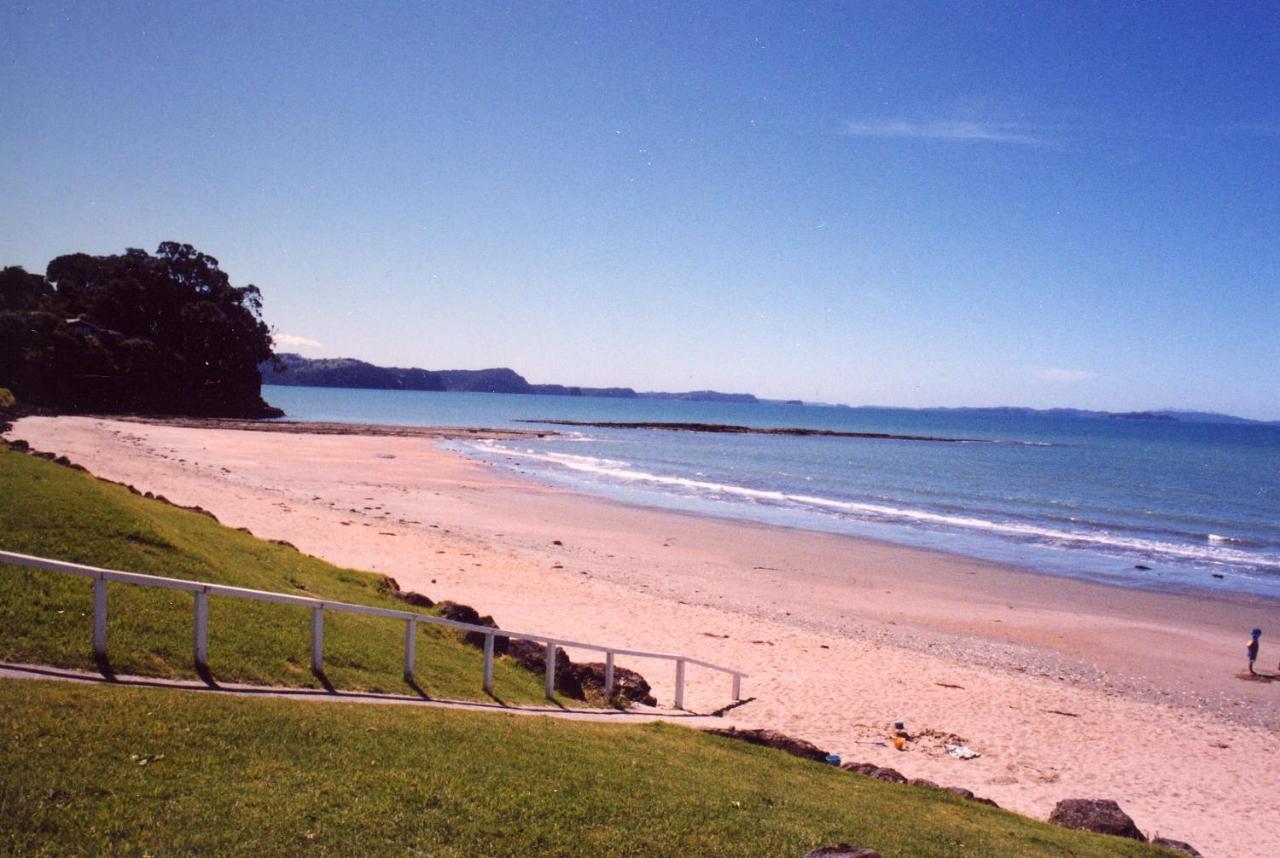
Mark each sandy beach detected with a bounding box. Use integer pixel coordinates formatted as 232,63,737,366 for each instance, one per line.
7,415,1279,856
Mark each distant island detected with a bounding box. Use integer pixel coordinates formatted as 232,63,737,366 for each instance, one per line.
261,353,759,403
824,404,1280,427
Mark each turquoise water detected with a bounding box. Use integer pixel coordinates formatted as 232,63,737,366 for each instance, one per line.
263,385,1280,598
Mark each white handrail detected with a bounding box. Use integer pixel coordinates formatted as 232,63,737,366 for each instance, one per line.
0,549,746,707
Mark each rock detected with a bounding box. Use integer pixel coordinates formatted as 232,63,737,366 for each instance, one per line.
840,762,907,784
6,439,29,451
706,728,829,762
268,539,299,551
803,845,881,858
182,505,219,521
380,576,401,593
396,591,435,609
33,451,55,460
53,455,72,466
908,778,940,789
1151,837,1202,856
1048,799,1145,841
570,661,657,706
437,601,509,653
505,639,580,696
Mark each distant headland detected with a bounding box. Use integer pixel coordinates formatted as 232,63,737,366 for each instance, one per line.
260,354,1277,427
261,353,759,403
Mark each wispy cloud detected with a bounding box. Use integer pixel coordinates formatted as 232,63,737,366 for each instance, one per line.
274,333,322,349
844,118,1046,146
1034,367,1096,383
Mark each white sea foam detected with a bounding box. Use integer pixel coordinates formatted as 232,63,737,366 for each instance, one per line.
475,443,1280,571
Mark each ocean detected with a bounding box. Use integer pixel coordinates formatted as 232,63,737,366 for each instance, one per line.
262,385,1280,599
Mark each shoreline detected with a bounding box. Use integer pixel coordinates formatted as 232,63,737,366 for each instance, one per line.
468,447,1278,610
6,415,1279,856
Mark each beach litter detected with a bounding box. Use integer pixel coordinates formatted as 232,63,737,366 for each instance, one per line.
945,744,980,760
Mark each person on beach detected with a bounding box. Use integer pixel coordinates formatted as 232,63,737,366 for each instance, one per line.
1246,628,1260,675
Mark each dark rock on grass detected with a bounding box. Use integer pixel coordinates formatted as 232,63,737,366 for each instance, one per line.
33,451,55,460
430,602,657,704
1048,799,1145,841
268,539,298,551
706,727,829,762
840,770,1001,809
803,845,881,858
6,438,29,451
437,601,509,654
571,661,657,707
396,591,435,609
941,786,1000,808
506,639,582,697
1151,837,1202,856
181,505,218,521
381,570,433,609
840,762,907,784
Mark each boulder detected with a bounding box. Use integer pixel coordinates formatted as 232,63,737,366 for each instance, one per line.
570,661,657,706
706,728,829,762
6,439,29,451
840,762,906,784
396,591,435,609
1151,837,1202,857
437,601,508,653
1048,799,1145,841
803,845,881,858
505,639,581,697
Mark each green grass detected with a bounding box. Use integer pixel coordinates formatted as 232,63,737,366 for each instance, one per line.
0,446,552,704
0,678,1171,857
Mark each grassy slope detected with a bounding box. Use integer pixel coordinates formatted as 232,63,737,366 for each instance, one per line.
0,679,1169,858
0,446,550,704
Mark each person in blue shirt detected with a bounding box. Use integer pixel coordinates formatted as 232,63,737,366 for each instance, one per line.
1246,628,1261,675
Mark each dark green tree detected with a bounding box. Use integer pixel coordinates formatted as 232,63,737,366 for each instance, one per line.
0,243,280,417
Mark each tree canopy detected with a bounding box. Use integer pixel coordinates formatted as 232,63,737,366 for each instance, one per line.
0,242,280,417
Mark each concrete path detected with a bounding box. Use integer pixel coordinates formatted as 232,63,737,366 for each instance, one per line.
0,662,735,725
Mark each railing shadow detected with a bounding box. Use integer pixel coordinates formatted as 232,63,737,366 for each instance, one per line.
93,652,116,682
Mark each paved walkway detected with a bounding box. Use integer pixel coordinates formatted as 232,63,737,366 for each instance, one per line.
0,662,734,725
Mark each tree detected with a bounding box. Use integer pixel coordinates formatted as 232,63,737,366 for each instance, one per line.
0,243,281,417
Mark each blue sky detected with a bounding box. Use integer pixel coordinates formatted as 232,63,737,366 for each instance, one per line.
3,2,1278,418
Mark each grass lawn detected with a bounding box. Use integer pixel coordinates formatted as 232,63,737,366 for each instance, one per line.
0,446,551,704
0,678,1171,857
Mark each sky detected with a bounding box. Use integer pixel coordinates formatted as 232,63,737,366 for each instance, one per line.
2,2,1278,418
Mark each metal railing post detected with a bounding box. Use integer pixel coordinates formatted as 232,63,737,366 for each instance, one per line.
193,589,209,671
675,658,686,710
483,633,495,694
604,651,615,696
733,672,742,701
403,617,416,682
92,574,108,661
311,605,324,675
544,641,556,699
